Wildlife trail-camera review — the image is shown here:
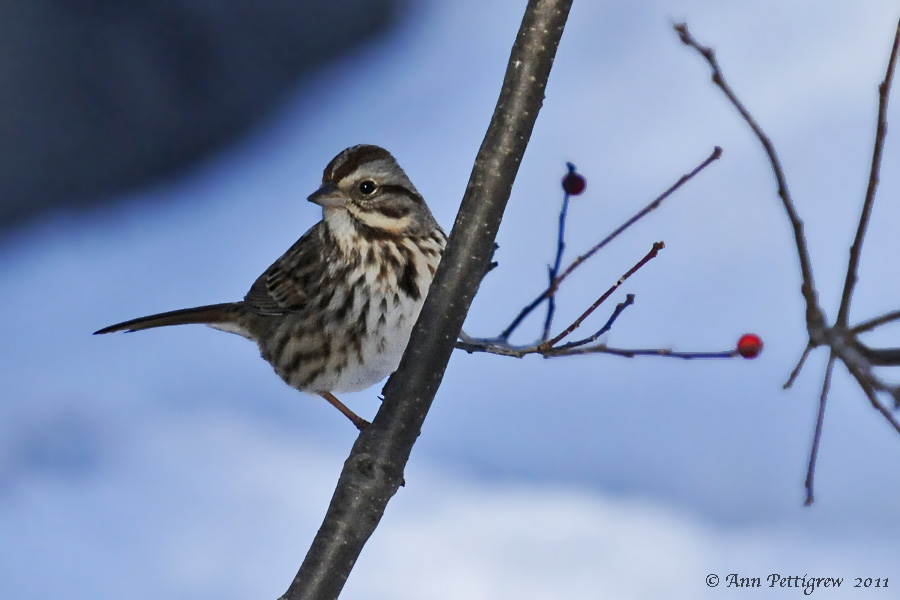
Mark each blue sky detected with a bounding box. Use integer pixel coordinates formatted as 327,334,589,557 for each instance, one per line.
2,1,899,598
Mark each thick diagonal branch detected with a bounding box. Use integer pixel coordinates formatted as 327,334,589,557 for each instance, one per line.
279,2,573,599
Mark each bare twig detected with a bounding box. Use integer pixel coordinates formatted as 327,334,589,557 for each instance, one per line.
461,148,732,373
458,275,734,361
500,146,721,340
851,309,900,334
455,337,531,357
676,19,900,505
554,293,635,351
836,19,900,327
865,388,900,432
456,335,737,360
852,371,900,435
855,345,900,366
545,345,737,359
542,162,577,340
674,23,826,340
783,344,813,389
804,353,835,506
541,241,664,348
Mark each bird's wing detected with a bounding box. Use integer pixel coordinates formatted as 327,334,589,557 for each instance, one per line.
243,222,326,314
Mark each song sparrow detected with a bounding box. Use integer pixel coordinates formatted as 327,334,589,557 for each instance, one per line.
95,145,447,430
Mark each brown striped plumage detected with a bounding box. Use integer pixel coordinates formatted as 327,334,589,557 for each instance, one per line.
95,145,446,429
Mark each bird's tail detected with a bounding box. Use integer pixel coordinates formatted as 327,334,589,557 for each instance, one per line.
94,303,244,335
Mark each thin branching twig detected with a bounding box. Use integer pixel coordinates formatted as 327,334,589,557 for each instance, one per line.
541,241,664,349
499,146,721,341
459,143,739,373
542,163,577,340
553,293,634,351
676,18,900,504
804,353,835,506
851,309,900,334
460,243,662,357
783,344,813,389
674,24,826,341
457,241,738,362
836,23,900,327
546,346,737,359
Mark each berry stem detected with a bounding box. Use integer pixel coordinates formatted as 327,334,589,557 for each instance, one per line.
541,162,577,341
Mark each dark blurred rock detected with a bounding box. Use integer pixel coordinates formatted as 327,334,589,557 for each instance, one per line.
0,0,402,228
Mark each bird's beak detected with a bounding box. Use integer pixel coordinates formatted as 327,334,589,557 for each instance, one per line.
307,182,345,208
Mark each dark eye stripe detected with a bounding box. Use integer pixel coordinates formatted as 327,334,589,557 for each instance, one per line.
373,204,411,219
378,184,423,203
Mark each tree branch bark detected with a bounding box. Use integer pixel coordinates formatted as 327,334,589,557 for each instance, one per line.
279,1,573,598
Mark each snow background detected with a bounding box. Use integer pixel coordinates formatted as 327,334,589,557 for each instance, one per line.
2,1,899,598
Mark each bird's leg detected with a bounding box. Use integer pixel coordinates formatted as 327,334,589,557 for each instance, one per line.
320,392,370,430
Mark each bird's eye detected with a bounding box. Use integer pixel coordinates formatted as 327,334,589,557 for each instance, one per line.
358,180,377,195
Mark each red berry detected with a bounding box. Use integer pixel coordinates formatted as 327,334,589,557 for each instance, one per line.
736,333,763,359
562,171,586,195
